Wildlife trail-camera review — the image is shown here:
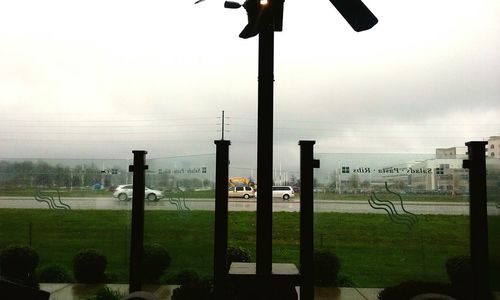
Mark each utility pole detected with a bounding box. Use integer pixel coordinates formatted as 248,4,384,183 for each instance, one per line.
219,110,229,140
221,110,225,140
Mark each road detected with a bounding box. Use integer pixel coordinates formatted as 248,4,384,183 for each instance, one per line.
1,196,499,215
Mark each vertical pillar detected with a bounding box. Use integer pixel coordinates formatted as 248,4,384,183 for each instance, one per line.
299,141,319,300
256,23,274,275
128,150,148,293
214,140,231,299
463,141,492,299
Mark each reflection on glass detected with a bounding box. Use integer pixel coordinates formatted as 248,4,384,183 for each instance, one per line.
314,152,470,290
487,158,500,293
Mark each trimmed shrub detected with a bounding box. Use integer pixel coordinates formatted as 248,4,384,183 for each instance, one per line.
38,264,72,283
85,287,123,300
142,243,171,283
445,255,472,299
313,250,340,286
0,245,39,287
176,270,201,285
445,255,471,286
378,281,456,300
73,249,107,283
160,269,201,285
335,273,356,287
226,246,251,270
171,272,213,300
104,272,118,283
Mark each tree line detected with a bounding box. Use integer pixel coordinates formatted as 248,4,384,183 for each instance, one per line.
0,160,125,188
0,160,214,190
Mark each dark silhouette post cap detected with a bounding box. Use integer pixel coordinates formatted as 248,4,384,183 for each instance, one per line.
129,150,149,172
214,139,231,146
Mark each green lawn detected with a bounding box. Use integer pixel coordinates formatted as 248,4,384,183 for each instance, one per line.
0,209,497,288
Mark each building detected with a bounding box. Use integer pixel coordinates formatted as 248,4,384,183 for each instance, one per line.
379,147,469,194
436,147,467,159
487,135,500,158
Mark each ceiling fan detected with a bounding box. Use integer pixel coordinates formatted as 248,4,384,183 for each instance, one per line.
195,0,378,38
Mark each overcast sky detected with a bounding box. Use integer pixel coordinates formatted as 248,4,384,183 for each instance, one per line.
1,0,499,172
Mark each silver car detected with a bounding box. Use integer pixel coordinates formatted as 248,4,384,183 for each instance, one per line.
228,186,255,199
112,184,163,201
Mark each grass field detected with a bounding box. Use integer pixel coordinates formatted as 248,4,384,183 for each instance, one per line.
0,209,498,288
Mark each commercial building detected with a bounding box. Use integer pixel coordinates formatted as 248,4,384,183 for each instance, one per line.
487,135,500,158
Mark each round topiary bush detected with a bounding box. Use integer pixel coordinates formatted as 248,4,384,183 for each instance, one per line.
73,249,107,283
226,246,251,270
445,255,471,287
171,275,213,300
378,281,456,300
85,287,124,300
175,270,201,285
38,264,72,283
445,255,472,298
142,243,171,283
313,250,340,286
335,273,356,287
0,245,39,287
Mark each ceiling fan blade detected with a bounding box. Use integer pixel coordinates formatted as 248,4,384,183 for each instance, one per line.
328,0,378,32
224,1,242,8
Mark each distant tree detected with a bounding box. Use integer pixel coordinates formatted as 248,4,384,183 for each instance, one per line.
348,174,360,192
202,179,212,189
190,178,202,188
361,180,370,189
313,178,319,188
34,161,53,187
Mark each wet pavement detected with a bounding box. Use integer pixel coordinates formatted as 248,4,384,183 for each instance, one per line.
1,196,499,215
39,283,383,300
39,284,500,300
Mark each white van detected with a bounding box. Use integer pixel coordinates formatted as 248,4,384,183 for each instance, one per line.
272,186,295,200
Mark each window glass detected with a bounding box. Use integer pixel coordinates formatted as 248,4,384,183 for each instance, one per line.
312,153,470,288
0,158,134,283
487,158,500,292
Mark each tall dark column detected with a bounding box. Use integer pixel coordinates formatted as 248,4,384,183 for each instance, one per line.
256,23,274,276
213,140,231,299
128,150,148,293
299,141,319,300
463,141,492,299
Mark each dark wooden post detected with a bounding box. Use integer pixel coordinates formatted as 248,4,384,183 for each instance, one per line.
128,150,148,293
214,139,231,299
299,141,319,300
256,21,274,276
463,141,492,299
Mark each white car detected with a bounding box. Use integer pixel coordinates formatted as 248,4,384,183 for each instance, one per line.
112,184,163,202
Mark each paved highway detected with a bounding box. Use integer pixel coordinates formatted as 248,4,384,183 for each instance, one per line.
1,196,499,215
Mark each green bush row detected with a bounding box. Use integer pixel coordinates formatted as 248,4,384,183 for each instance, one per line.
378,255,481,300
0,244,171,285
